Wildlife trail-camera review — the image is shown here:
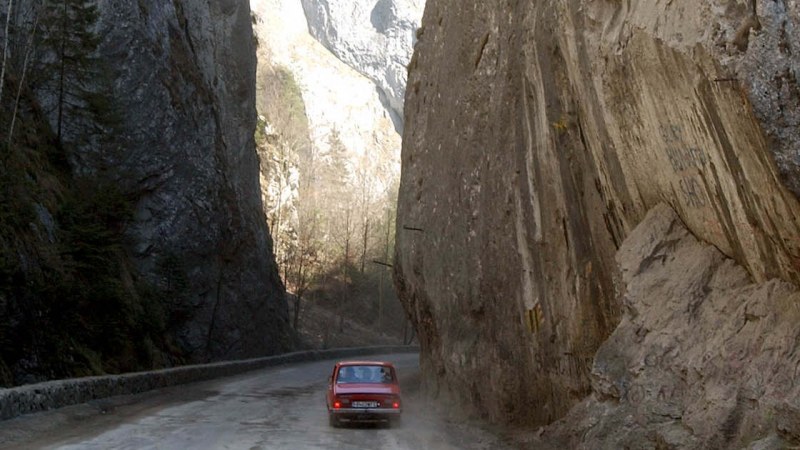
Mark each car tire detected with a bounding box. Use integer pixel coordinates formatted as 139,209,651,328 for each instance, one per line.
329,413,339,428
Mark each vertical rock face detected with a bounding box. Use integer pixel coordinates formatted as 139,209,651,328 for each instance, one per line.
251,0,401,185
396,0,800,429
91,0,292,361
300,0,425,127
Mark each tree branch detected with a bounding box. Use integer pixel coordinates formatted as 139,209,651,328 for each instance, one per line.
0,0,15,105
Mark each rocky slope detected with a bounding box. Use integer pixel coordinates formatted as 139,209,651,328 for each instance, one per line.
300,0,424,128
533,204,800,448
395,0,800,441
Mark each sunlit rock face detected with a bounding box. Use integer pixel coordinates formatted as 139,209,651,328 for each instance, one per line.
300,0,425,128
88,0,293,361
532,204,800,448
395,0,800,437
250,0,402,214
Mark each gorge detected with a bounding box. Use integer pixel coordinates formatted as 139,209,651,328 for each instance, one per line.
2,0,800,446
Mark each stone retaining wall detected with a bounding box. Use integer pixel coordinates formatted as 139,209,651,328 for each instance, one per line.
0,346,418,421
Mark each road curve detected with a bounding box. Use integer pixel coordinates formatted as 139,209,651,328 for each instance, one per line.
0,353,508,449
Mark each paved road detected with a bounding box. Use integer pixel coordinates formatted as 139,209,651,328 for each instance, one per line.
0,353,508,449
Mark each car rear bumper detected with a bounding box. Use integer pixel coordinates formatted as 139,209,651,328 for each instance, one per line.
330,408,402,421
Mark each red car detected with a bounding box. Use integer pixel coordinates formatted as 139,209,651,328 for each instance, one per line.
326,360,402,427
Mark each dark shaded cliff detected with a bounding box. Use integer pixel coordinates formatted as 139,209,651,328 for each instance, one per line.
93,0,293,361
0,0,292,384
395,0,800,443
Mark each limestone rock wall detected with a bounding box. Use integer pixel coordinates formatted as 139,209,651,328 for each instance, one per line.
300,0,425,126
250,0,402,197
395,0,800,427
90,0,292,361
533,204,800,448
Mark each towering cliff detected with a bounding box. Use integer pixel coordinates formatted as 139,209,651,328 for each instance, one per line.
395,0,800,444
91,0,293,361
0,0,292,384
300,0,424,127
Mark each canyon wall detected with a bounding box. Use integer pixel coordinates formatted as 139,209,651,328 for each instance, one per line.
300,0,425,127
395,0,800,439
87,0,293,361
2,0,293,383
250,0,401,200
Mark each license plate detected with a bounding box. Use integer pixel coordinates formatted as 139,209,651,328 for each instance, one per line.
352,401,379,408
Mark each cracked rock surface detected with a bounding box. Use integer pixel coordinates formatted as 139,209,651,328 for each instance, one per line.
531,204,800,449
91,0,292,361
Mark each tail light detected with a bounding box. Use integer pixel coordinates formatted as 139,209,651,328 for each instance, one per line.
392,401,400,409
332,394,352,409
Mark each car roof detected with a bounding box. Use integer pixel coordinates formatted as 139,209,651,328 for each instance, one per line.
336,361,395,367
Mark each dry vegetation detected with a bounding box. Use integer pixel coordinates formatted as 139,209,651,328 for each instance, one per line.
255,53,408,344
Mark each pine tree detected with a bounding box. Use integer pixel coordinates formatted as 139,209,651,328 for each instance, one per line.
35,0,117,148
321,128,351,208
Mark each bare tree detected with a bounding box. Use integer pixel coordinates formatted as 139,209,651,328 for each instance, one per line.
338,206,353,332
267,142,289,263
257,62,313,282
0,0,13,106
360,218,369,273
288,212,320,330
353,154,376,274
8,7,39,145
377,208,392,327
255,58,408,342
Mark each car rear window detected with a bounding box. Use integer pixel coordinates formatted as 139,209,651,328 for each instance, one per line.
337,365,395,384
